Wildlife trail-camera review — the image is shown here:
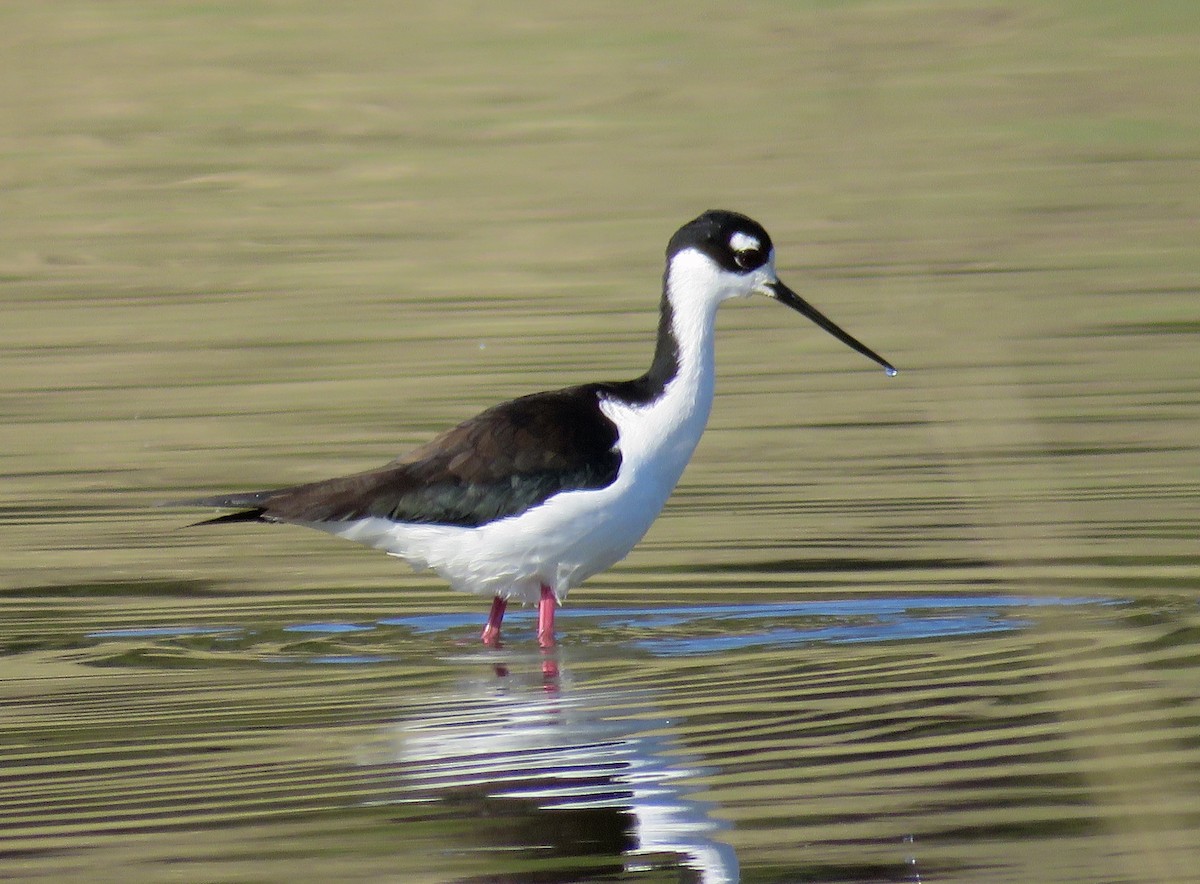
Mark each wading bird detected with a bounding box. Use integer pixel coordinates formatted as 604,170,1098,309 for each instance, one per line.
179,210,895,648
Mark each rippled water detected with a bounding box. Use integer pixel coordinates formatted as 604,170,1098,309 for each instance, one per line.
5,3,1200,882
6,590,1200,882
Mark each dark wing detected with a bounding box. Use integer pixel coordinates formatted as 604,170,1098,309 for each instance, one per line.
182,384,622,528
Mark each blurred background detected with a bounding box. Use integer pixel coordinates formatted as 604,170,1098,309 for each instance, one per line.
2,2,1198,882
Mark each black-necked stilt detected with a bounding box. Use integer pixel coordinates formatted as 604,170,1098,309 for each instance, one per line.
179,210,895,649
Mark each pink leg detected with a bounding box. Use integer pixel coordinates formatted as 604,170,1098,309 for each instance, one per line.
481,595,507,646
537,584,557,649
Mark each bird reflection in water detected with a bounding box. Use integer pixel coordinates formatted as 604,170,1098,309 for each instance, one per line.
368,658,738,883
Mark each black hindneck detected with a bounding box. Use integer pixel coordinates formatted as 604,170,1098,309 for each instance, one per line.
598,281,680,406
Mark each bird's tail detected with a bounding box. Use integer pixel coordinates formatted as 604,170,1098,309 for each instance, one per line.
168,490,277,527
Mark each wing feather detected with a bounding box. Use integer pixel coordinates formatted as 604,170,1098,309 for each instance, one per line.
183,385,621,528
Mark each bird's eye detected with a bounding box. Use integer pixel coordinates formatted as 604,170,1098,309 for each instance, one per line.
734,248,764,271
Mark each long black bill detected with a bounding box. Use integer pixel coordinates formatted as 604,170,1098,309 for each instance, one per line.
768,279,897,376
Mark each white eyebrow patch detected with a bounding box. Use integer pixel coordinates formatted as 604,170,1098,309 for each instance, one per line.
729,232,761,253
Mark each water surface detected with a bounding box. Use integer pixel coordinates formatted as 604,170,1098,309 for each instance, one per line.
3,2,1200,882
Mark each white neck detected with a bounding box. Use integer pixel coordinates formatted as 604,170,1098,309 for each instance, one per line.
600,249,735,493
660,248,729,431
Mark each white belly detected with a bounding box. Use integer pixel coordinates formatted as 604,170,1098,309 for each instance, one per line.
318,462,676,603
316,369,713,604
